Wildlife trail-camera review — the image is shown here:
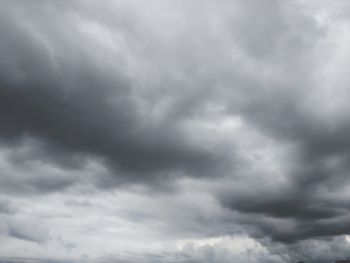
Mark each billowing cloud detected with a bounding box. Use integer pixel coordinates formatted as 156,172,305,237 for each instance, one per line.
2,0,350,263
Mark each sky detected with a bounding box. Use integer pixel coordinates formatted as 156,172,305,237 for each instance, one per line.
1,0,350,262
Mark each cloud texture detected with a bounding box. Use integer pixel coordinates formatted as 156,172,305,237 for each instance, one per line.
2,0,350,262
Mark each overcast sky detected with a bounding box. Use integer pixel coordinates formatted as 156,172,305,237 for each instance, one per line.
1,0,350,262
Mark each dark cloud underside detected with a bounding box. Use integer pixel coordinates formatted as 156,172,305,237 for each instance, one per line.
2,1,350,263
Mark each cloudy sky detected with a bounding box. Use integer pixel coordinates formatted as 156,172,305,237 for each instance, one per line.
2,0,350,262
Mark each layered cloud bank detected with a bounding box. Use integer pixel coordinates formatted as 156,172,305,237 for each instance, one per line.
1,1,350,262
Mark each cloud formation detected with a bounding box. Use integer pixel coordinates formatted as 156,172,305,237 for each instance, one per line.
2,0,350,262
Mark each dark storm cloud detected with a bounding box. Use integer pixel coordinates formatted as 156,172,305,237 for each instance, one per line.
2,0,350,262
217,100,350,244
217,82,350,244
0,0,222,183
200,0,350,246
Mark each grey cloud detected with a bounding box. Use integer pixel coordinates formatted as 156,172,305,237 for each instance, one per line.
217,90,350,244
229,0,288,58
2,0,350,263
0,258,76,263
4,217,50,243
0,199,15,215
0,144,91,195
98,238,284,263
0,0,223,183
206,0,350,247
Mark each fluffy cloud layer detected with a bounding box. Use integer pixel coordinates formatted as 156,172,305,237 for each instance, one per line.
1,0,350,262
